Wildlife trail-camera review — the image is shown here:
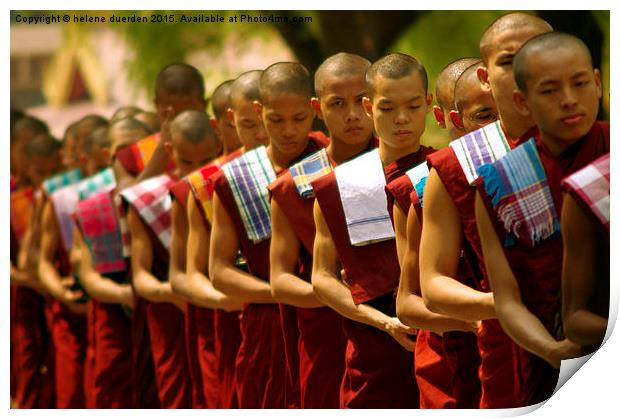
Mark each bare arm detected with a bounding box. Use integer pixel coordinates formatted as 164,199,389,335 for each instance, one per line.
561,193,608,347
395,202,479,334
419,169,495,321
476,191,580,368
168,200,190,301
128,205,184,309
180,196,243,311
38,200,85,314
209,191,275,303
11,225,47,294
75,227,134,306
269,198,323,308
311,200,416,351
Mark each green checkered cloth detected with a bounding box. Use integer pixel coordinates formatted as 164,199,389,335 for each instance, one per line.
43,168,82,195
77,168,117,201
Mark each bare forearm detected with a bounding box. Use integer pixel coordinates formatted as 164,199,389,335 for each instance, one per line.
271,272,323,308
397,292,475,333
81,274,133,305
564,309,607,347
423,275,496,322
133,270,177,303
38,258,65,299
182,272,243,311
212,263,274,303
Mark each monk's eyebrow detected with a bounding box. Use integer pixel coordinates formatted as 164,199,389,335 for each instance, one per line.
571,70,590,80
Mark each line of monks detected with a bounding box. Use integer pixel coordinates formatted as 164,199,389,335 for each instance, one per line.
9,12,610,409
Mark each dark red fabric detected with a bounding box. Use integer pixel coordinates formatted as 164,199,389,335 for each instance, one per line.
131,295,160,408
213,309,242,408
114,145,140,177
193,306,219,408
85,301,96,408
279,303,301,408
414,330,455,408
13,287,56,408
427,132,530,409
170,179,191,209
477,121,609,406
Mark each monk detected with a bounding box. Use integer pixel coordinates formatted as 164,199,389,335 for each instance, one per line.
11,132,61,409
561,154,609,351
209,62,328,408
181,70,268,409
268,53,374,408
450,61,499,134
110,105,143,122
209,79,242,156
418,13,552,409
38,114,109,408
432,58,480,140
123,109,221,408
311,52,433,408
394,60,494,409
135,111,161,133
166,111,223,408
475,32,607,406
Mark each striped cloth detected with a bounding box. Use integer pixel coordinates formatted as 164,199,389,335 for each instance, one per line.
450,120,511,185
75,191,126,274
77,167,116,201
289,148,333,198
50,183,81,251
561,153,610,231
406,162,430,208
222,146,276,243
187,161,222,223
477,138,559,247
10,187,34,241
42,168,82,196
131,133,160,172
335,148,395,246
120,174,176,250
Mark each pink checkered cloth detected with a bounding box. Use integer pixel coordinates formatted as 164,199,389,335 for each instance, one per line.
561,153,610,231
120,174,176,250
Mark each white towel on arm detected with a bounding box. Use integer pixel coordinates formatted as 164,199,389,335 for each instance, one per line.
335,148,395,246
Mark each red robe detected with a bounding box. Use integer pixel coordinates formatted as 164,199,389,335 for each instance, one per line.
211,133,327,408
309,147,433,408
477,121,609,406
385,157,481,409
265,137,377,408
427,129,529,408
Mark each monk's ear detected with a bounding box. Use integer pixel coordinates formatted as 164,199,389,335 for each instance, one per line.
433,106,446,128
477,66,492,93
226,108,235,125
425,93,434,109
362,97,373,118
449,110,464,131
512,89,531,117
594,68,602,99
253,100,263,115
310,97,323,120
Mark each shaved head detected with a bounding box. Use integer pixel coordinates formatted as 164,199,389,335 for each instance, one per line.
513,32,592,93
366,52,428,98
169,110,216,145
111,106,142,122
77,114,109,138
26,133,61,158
11,115,49,144
314,52,371,97
134,111,159,133
454,60,484,113
211,79,235,119
109,117,150,153
480,12,553,64
230,70,263,108
435,58,480,111
155,63,205,102
84,126,111,153
259,62,312,103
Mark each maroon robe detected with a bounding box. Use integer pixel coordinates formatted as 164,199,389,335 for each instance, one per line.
476,121,609,406
211,133,327,408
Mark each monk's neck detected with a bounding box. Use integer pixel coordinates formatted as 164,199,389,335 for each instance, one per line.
378,139,421,166
327,136,372,165
266,143,304,172
499,113,536,142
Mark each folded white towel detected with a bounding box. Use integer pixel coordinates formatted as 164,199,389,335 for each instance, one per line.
335,148,395,246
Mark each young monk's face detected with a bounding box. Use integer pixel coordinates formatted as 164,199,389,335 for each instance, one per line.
369,73,431,150
456,75,499,134
85,144,112,176
216,115,241,151
231,97,269,150
170,134,222,176
156,91,206,124
317,74,374,146
260,92,315,157
520,46,601,146
28,154,62,188
61,132,79,169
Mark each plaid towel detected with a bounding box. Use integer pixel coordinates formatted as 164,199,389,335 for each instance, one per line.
75,191,126,274
10,187,34,241
335,148,395,246
406,162,430,209
50,184,81,251
120,174,176,250
289,148,333,198
114,194,132,257
77,167,116,201
477,138,559,247
450,120,511,185
42,168,82,196
562,153,610,231
187,161,222,223
222,146,276,243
